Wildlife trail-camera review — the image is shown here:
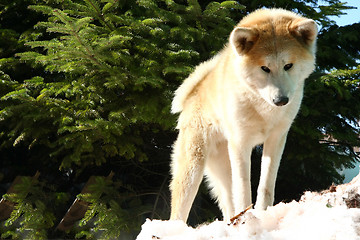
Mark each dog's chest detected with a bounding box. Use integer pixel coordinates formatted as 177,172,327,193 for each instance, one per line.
235,102,293,144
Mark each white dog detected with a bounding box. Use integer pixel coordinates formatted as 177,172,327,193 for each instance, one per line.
169,8,318,222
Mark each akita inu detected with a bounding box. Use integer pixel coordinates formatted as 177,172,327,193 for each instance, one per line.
169,8,318,222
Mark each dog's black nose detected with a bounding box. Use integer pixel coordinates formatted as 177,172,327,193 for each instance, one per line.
273,96,289,106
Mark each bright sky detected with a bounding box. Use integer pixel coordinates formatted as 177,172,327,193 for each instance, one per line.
329,0,360,26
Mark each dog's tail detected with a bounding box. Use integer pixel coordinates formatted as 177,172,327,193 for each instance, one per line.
171,54,220,113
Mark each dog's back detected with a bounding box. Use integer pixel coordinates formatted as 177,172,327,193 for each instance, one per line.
171,54,221,114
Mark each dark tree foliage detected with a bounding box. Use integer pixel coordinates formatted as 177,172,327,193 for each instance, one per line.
317,23,360,70
0,0,359,237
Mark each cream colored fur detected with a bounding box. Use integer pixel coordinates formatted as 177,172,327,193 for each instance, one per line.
170,8,318,222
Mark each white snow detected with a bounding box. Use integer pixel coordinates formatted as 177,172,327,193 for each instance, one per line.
137,173,360,240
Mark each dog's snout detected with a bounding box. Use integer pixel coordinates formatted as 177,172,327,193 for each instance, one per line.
273,96,289,106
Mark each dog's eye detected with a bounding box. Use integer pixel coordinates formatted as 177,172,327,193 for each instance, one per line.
284,63,293,71
261,66,271,73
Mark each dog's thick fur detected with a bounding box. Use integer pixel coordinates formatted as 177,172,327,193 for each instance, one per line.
170,8,318,222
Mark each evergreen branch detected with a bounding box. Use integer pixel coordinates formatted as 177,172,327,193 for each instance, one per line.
320,139,360,161
85,0,114,31
52,9,104,68
28,5,54,15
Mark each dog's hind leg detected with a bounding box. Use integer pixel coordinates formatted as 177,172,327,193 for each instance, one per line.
205,141,234,221
170,127,206,222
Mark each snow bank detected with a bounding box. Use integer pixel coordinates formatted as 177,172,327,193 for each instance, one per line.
137,174,360,240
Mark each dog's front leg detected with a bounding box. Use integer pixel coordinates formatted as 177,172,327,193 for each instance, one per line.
255,129,288,210
228,139,253,214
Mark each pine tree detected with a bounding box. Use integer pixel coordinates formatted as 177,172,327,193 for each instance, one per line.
1,0,244,170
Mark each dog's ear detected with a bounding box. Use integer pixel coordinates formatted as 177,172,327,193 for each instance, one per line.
289,19,318,46
230,27,259,55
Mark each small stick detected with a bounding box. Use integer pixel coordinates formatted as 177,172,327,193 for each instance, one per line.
230,204,253,223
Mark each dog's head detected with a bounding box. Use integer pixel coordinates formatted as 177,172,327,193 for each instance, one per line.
230,9,318,107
